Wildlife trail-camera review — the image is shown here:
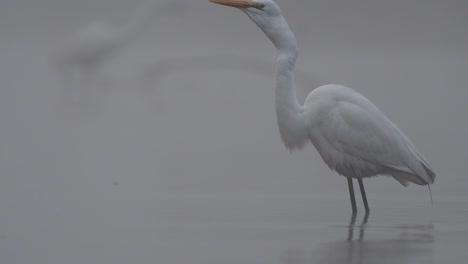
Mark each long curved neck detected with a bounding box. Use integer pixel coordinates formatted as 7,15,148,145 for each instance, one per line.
275,39,301,116
258,15,308,150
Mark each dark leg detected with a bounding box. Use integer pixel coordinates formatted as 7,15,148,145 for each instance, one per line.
347,178,357,217
358,179,370,216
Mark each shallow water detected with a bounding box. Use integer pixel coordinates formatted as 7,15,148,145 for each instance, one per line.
1,1,468,263
3,194,464,264
134,196,467,264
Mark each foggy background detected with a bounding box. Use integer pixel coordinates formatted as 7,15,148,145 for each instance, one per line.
0,0,467,263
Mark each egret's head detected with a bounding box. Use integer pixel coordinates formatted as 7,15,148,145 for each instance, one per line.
209,0,296,54
209,0,282,23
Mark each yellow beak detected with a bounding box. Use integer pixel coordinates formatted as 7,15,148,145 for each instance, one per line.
209,0,257,9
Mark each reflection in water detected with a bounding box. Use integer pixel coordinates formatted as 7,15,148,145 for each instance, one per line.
280,215,434,264
347,212,369,242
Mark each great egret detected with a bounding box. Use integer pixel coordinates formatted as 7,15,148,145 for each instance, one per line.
52,0,183,84
209,0,435,216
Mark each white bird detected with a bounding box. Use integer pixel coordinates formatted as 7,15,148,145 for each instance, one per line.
209,0,435,216
52,0,180,84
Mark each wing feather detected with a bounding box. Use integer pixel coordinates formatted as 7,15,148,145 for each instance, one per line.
305,85,435,185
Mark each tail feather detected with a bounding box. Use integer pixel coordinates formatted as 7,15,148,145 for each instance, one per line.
388,122,435,185
419,154,436,183
401,146,436,185
392,171,427,186
390,158,435,187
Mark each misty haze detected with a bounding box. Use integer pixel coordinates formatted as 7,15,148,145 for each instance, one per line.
0,0,467,263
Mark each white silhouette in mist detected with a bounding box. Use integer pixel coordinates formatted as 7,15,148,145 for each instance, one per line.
52,1,184,84
50,0,185,111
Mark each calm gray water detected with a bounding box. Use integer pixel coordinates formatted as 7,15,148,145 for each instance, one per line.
1,0,467,263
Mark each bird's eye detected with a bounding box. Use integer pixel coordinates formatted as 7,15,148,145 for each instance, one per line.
253,3,265,9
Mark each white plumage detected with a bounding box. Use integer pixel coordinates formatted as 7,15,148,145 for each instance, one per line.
303,84,435,186
210,0,435,214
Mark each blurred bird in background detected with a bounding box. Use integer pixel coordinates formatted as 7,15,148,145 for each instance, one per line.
50,0,185,110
